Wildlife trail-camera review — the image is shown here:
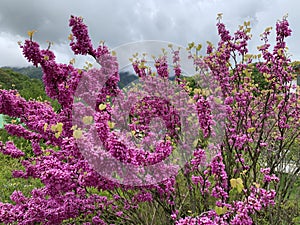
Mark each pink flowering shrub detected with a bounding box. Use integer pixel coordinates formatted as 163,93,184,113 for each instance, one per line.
0,15,299,224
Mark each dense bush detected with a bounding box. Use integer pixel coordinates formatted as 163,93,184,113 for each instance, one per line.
0,15,299,224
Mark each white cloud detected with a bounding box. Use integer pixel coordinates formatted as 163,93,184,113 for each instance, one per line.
0,32,29,67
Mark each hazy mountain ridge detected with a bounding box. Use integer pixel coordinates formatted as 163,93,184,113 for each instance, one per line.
1,66,43,80
1,66,139,88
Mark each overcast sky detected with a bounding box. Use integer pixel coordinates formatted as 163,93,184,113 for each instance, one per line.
0,0,299,68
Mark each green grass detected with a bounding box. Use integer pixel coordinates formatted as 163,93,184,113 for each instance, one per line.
0,154,43,204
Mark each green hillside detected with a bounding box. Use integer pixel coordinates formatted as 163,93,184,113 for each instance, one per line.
1,66,43,80
0,67,47,101
0,68,60,128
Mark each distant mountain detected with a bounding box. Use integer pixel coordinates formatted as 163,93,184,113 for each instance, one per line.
2,66,139,88
1,66,182,89
1,66,43,80
118,71,138,88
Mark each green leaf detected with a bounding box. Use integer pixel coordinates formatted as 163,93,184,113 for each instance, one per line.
99,103,106,111
215,206,228,215
54,132,61,139
82,116,93,125
108,121,115,129
73,129,82,139
43,123,48,132
56,122,63,132
230,178,244,193
247,127,255,133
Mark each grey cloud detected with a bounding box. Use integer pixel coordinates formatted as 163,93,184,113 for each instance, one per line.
0,0,299,67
